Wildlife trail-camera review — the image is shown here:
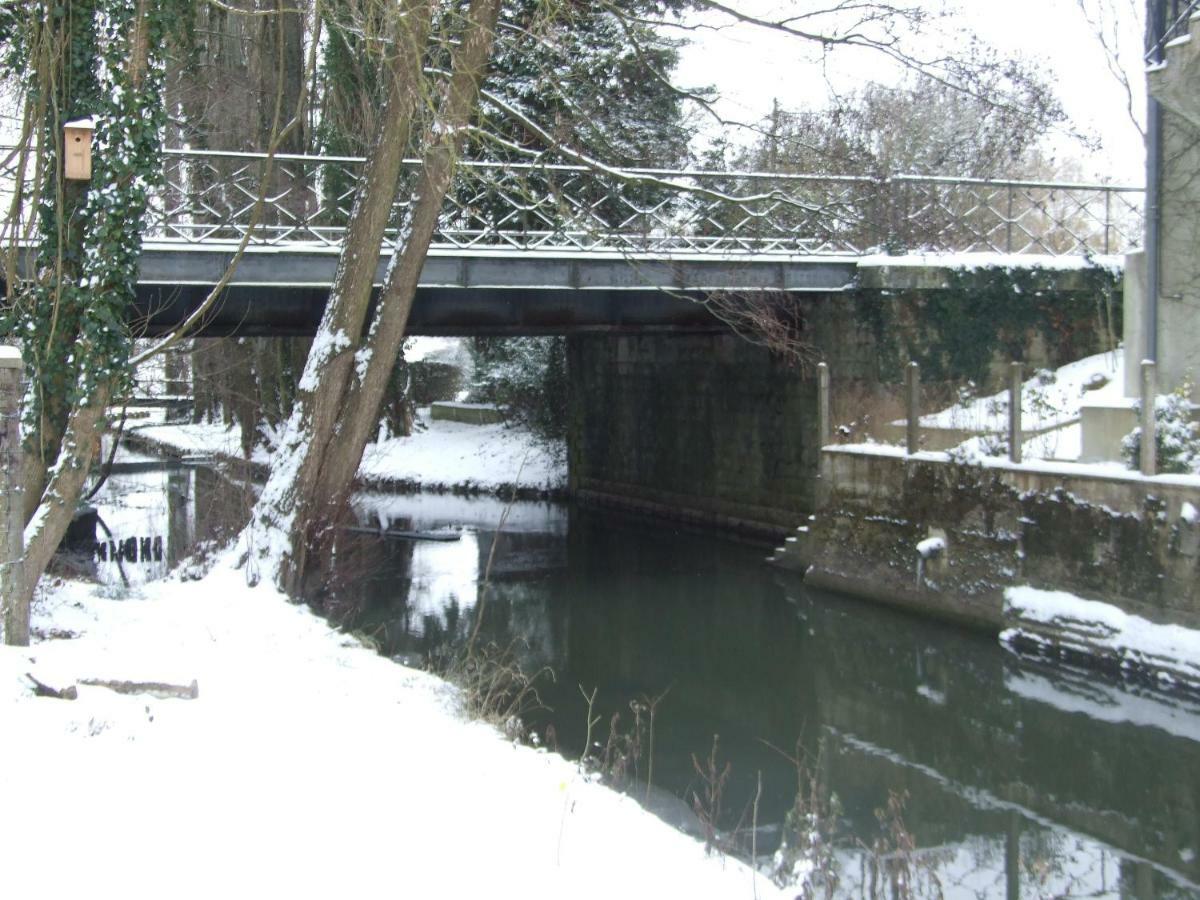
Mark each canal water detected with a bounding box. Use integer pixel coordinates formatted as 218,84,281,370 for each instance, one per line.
86,461,1200,898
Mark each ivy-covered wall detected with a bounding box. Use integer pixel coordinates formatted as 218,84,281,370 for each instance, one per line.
856,264,1122,387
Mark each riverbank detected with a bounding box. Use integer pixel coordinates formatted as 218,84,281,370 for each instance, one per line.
0,550,782,900
124,406,568,499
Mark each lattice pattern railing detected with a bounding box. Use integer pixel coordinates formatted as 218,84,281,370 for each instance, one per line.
1,147,1145,257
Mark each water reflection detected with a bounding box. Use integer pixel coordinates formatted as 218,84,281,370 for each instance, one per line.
93,466,1200,897
85,462,253,585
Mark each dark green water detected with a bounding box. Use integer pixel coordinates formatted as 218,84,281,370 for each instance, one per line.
94,466,1200,898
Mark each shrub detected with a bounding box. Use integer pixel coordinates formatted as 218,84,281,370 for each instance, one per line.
468,337,568,442
1122,378,1200,474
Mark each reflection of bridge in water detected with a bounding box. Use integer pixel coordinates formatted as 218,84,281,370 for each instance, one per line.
26,148,1140,336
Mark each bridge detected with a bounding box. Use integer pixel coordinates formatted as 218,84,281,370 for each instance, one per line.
12,147,1139,536
112,149,1143,336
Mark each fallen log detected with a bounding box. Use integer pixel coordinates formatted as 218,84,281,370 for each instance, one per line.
80,678,200,700
24,673,78,700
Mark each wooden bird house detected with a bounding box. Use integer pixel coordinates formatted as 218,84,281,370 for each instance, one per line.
63,117,95,181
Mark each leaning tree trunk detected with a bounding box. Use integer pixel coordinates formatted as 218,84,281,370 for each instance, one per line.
314,0,503,520
288,0,503,598
251,0,503,597
250,0,435,591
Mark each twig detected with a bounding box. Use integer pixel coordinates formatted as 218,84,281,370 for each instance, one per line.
464,448,529,658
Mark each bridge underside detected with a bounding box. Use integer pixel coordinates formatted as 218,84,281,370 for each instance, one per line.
128,244,857,337
133,283,758,337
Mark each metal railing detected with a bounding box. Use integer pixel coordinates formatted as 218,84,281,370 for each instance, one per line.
2,146,1145,257
1148,0,1199,63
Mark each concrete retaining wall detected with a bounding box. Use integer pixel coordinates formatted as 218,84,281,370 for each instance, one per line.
774,448,1200,635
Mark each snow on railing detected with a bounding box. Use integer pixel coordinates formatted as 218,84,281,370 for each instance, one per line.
0,146,1145,257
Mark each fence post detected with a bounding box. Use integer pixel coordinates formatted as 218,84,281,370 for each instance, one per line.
1140,360,1157,477
905,361,920,454
817,362,831,448
1104,190,1112,256
1,345,27,646
1006,187,1014,253
1008,362,1023,464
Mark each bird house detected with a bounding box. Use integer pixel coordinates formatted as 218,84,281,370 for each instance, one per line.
63,117,95,181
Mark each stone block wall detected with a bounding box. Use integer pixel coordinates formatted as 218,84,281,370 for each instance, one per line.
566,270,1121,536
567,332,820,533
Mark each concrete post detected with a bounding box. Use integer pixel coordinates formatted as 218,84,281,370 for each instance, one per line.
817,362,830,448
1005,811,1021,900
1140,360,1157,477
1008,362,1023,464
0,345,27,646
905,361,920,454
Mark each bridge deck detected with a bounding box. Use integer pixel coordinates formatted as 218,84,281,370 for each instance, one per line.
132,243,860,336
1,241,1119,337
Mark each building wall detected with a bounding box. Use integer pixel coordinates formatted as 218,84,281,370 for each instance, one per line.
1157,109,1200,398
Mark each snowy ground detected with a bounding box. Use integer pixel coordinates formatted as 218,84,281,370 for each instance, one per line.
873,350,1126,462
0,555,783,900
131,406,567,494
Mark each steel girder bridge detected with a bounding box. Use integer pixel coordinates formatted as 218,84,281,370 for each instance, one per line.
8,148,1147,335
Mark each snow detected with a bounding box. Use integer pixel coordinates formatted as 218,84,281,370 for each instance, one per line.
132,407,567,494
0,558,783,900
357,409,564,492
857,252,1125,274
916,536,945,558
827,441,1200,487
1183,501,1199,525
1002,586,1200,688
0,344,21,364
297,327,350,393
880,350,1125,462
405,335,469,366
916,350,1123,433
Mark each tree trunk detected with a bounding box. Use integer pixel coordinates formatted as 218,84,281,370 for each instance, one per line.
21,383,111,610
251,0,504,597
315,0,503,519
250,0,434,592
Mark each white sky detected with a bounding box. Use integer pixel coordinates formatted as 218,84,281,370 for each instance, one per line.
675,0,1147,184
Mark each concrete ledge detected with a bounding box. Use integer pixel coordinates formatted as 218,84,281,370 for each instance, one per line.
774,448,1200,666
856,256,1121,292
1148,12,1200,128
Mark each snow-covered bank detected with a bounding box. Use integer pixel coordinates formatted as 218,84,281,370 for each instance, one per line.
0,559,781,900
129,406,567,495
882,349,1125,462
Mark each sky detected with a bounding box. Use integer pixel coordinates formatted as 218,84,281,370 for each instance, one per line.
674,0,1147,184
